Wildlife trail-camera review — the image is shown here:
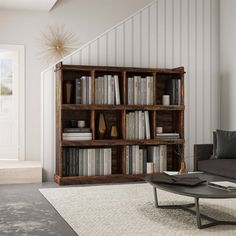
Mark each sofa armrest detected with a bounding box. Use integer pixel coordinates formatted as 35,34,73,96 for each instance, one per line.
194,144,213,171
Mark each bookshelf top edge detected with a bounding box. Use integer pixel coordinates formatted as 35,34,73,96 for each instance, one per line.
55,63,185,74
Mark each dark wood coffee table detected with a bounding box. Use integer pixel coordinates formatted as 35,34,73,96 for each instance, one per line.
145,173,236,229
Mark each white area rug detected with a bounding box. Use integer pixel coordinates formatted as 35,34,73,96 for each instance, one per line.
40,183,236,236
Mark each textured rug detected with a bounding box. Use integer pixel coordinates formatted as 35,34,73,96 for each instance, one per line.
40,183,236,236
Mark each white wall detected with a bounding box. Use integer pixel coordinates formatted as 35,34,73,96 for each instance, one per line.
0,0,153,161
220,0,236,130
42,0,220,181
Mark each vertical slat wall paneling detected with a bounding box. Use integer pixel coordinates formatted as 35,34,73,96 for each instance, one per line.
41,0,220,180
124,18,133,67
157,0,165,67
133,13,141,67
173,0,181,67
211,0,220,131
141,8,149,67
98,35,107,66
196,0,204,144
116,24,124,67
181,0,190,168
149,3,157,67
81,46,89,65
188,0,197,170
107,30,116,66
71,53,81,65
203,0,211,143
165,0,173,67
90,41,98,65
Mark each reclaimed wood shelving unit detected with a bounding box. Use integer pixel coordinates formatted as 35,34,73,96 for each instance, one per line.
55,63,185,185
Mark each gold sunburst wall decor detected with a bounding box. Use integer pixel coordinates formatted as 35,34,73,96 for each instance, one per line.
38,25,79,65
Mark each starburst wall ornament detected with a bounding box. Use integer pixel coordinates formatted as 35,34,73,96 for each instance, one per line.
38,25,79,65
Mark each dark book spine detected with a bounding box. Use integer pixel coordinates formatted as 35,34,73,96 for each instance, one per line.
75,148,79,176
143,149,147,174
75,78,82,104
66,149,69,176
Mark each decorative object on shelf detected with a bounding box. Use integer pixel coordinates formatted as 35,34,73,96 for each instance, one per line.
110,125,119,139
156,127,163,134
178,161,188,174
77,120,86,128
162,95,170,105
70,120,78,128
98,113,106,139
64,81,73,104
38,25,79,65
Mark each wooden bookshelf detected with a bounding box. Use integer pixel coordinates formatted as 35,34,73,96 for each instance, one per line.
55,63,185,185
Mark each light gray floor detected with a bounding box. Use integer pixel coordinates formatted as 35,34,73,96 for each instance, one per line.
0,183,78,236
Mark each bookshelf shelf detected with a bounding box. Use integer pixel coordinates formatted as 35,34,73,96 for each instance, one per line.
55,63,185,185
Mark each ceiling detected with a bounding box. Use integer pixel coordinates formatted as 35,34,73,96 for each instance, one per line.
0,0,58,11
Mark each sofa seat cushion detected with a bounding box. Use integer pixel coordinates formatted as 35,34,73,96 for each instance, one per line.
198,159,236,179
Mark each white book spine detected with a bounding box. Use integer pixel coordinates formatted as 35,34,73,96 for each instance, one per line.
108,148,112,175
150,77,154,105
127,77,133,104
146,77,151,105
134,76,138,105
104,76,108,104
99,149,104,176
88,76,92,104
111,76,115,104
138,111,142,139
160,145,167,172
79,149,83,176
107,75,112,104
135,111,139,139
114,75,120,105
95,79,98,104
142,112,145,139
91,149,96,176
126,146,129,174
104,149,109,175
126,114,129,140
83,149,88,176
132,146,136,174
87,149,92,176
81,77,86,104
144,111,150,139
135,146,140,174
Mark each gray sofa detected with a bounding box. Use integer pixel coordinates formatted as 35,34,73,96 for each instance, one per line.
194,144,236,179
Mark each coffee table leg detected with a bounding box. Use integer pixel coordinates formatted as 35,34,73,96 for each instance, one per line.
195,197,202,229
153,187,158,208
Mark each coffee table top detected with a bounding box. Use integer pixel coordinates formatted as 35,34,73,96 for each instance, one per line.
145,173,236,199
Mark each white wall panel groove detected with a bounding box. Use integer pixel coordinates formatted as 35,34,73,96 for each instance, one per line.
41,0,220,180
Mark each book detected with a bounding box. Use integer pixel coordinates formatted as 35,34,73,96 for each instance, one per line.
63,136,92,141
144,111,150,139
62,133,92,137
75,78,82,104
126,146,129,175
63,128,91,133
160,145,167,172
128,77,134,104
79,149,83,176
208,181,236,191
114,75,120,105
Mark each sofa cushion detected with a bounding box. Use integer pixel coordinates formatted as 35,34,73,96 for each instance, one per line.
198,159,236,179
216,129,236,159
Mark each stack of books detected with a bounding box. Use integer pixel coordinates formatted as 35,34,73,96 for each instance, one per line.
156,133,180,139
126,111,150,140
63,128,92,141
63,148,112,176
125,145,167,175
127,76,154,105
148,145,167,173
75,76,92,104
167,79,181,105
208,181,236,191
94,75,120,104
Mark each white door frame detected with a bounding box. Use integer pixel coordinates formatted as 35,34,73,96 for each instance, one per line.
0,44,25,161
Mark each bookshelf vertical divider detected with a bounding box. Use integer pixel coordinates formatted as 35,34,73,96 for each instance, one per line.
54,63,185,185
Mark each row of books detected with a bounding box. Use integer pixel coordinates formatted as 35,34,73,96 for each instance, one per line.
167,79,181,105
95,75,120,105
75,76,92,104
125,145,167,174
62,128,92,141
126,111,150,140
127,76,154,105
156,133,180,139
63,148,112,176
